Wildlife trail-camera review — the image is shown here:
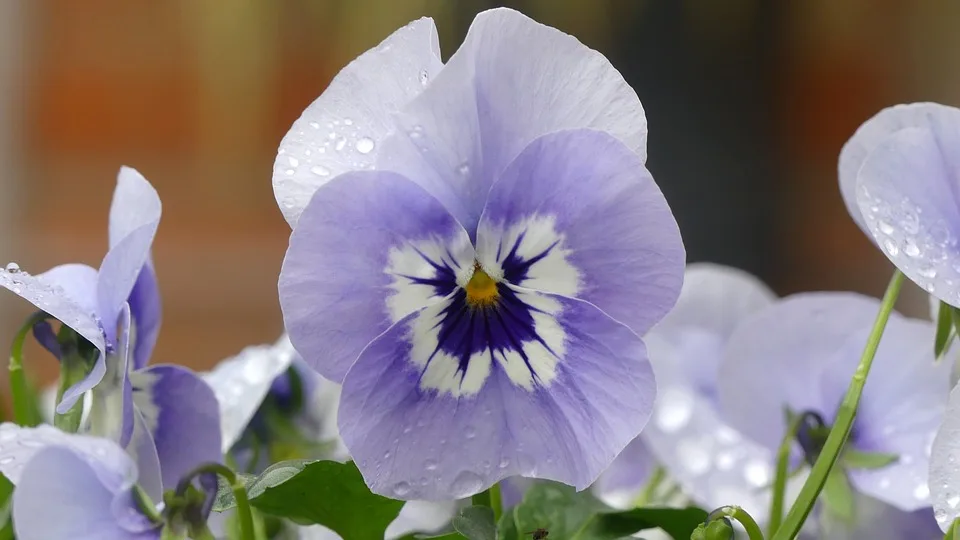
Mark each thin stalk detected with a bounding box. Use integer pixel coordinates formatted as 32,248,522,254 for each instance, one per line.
472,483,502,524
634,466,666,507
709,506,764,540
772,270,904,540
768,413,805,535
180,463,255,540
8,313,47,426
946,518,960,540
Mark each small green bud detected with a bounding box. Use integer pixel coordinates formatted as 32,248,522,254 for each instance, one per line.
691,518,735,540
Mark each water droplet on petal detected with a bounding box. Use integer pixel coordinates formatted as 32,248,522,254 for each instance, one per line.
878,220,894,235
424,459,438,471
4,263,19,273
0,457,13,465
918,266,938,279
464,426,476,440
914,483,930,500
344,118,354,126
335,138,347,151
310,165,330,177
882,238,900,257
457,162,470,175
327,132,337,140
392,481,412,497
498,457,510,469
450,471,483,498
419,69,429,86
904,239,921,257
308,121,320,129
287,156,300,168
356,137,375,154
948,494,960,509
284,169,295,176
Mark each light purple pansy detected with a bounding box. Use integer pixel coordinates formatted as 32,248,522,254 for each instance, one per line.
718,292,951,512
839,102,960,306
929,382,960,530
277,9,684,500
0,423,217,540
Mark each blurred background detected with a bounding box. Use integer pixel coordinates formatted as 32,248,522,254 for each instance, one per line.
1,0,958,388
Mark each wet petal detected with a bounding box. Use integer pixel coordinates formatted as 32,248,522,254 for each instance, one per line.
839,102,960,234
379,8,647,235
929,381,960,530
339,288,655,500
272,18,443,228
128,261,161,371
855,125,960,307
280,171,474,382
131,364,222,492
13,445,158,540
128,409,163,503
203,336,297,452
97,168,161,346
818,494,940,540
87,303,135,444
475,129,684,334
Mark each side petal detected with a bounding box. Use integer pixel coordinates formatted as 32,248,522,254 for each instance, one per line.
379,8,647,236
856,127,960,307
476,129,684,335
131,364,222,491
203,336,296,452
930,381,960,531
128,261,161,371
13,445,157,540
279,171,474,383
338,290,656,500
128,409,164,504
718,293,884,452
272,17,444,228
98,168,161,346
839,102,960,234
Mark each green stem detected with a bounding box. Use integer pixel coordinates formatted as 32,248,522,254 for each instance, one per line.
767,413,805,535
946,518,960,540
634,466,666,507
9,313,47,426
771,270,904,540
181,463,255,540
471,483,502,524
709,506,764,540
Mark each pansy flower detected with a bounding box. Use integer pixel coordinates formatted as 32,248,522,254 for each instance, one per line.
0,423,220,540
0,168,221,491
275,8,685,500
838,102,960,304
717,292,950,513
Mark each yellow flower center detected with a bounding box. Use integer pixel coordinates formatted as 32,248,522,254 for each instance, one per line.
465,263,499,307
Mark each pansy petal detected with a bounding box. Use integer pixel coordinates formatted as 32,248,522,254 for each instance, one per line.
86,303,135,442
131,364,222,491
593,437,656,498
475,129,683,334
718,293,883,452
97,168,161,345
379,8,647,235
13,445,157,540
272,17,443,227
819,319,948,510
385,501,458,539
128,409,163,503
929,381,960,530
818,494,941,540
856,127,960,307
280,171,474,382
128,261,161,371
839,102,960,234
339,288,655,500
203,336,297,452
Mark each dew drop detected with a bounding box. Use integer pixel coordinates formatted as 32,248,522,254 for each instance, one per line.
284,169,295,176
4,262,19,273
878,220,894,235
0,457,13,465
383,451,391,460
344,118,354,126
882,238,900,257
12,287,20,294
287,156,300,168
356,137,375,154
419,69,429,86
904,239,921,257
948,495,960,509
311,165,330,177
392,481,412,497
309,121,320,129
498,457,510,469
918,266,938,279
457,162,470,176
335,138,347,151
327,132,337,140
424,459,438,471
450,471,483,498
464,426,476,440
914,483,930,500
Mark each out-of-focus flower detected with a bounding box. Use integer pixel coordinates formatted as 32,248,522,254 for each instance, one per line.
718,293,950,512
839,103,960,305
928,380,960,531
0,424,218,540
275,8,684,500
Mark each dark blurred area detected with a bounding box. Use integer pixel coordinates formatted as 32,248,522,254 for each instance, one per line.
1,0,957,386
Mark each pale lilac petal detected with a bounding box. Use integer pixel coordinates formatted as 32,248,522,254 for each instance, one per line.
379,8,647,235
819,319,948,510
476,129,684,334
13,445,158,540
593,437,656,498
128,409,163,503
203,336,297,452
131,364,222,492
31,320,60,359
856,125,960,307
929,381,960,531
97,169,161,346
384,500,457,539
339,289,655,500
272,18,443,227
718,293,884,453
818,495,940,540
128,261,160,371
839,102,960,234
280,171,474,382
86,303,135,443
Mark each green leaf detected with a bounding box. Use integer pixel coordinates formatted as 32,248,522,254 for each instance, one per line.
247,460,404,540
0,473,13,540
841,448,898,470
821,469,855,522
497,506,520,540
397,534,466,540
510,482,706,540
452,506,496,540
213,459,311,511
936,301,955,360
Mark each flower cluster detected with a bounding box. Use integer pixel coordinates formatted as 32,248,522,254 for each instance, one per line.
0,6,958,540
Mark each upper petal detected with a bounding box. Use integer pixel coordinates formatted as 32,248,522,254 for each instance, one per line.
839,102,960,234
338,287,655,500
855,127,960,307
272,17,444,228
131,364,222,492
128,261,161,371
476,129,684,335
378,8,647,235
279,171,474,382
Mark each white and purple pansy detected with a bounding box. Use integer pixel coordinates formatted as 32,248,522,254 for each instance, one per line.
276,9,685,500
0,423,219,540
718,292,950,513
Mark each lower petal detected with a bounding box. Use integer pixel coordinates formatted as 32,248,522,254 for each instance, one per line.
131,364,222,492
929,382,960,531
338,290,655,500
